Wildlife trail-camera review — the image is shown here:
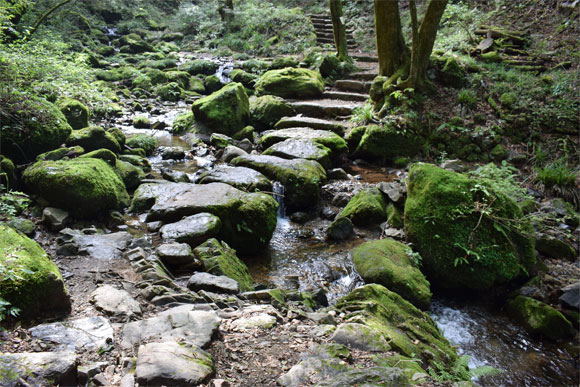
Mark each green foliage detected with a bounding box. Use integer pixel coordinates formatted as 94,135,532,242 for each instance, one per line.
457,89,477,107
435,1,485,53
351,103,375,125
428,355,501,382
535,159,577,188
126,134,157,156
0,190,30,220
469,162,531,201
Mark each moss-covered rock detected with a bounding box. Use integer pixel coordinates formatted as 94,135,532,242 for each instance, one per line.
187,77,206,94
351,239,431,309
115,160,145,190
193,238,254,292
0,224,70,317
107,127,126,148
119,154,152,172
255,67,324,98
126,134,157,156
78,148,118,165
23,158,129,218
165,70,191,89
233,125,255,141
56,98,89,130
181,59,218,76
230,69,258,88
338,188,387,226
66,126,121,154
172,112,196,134
36,146,84,162
232,154,326,210
156,82,184,102
0,96,72,162
386,202,403,228
334,284,461,373
404,163,535,291
204,75,222,93
192,82,250,135
249,95,294,131
118,33,153,53
263,139,332,170
506,296,575,340
0,155,16,187
439,57,466,88
260,128,347,157
352,124,422,162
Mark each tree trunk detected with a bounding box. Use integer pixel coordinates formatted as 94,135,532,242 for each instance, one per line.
218,0,234,23
374,0,409,77
23,0,74,42
329,0,349,62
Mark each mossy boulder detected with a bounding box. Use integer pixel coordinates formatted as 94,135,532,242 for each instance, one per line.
193,238,254,292
36,146,84,162
66,126,121,154
335,284,461,372
0,96,72,162
107,127,126,148
386,202,403,228
404,163,535,291
337,188,387,226
230,69,258,88
352,125,422,162
56,98,90,130
78,148,118,165
187,77,206,94
165,70,191,89
249,95,294,131
204,75,222,93
0,155,16,187
118,33,153,53
439,57,466,88
260,128,347,157
351,239,431,309
172,112,196,134
0,224,70,317
115,160,146,190
506,296,575,340
156,82,184,102
119,154,151,172
192,82,250,135
181,59,218,76
126,134,157,156
23,158,129,218
255,67,324,98
232,154,326,210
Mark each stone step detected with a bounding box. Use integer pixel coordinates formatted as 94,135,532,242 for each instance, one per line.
323,91,368,102
343,72,378,81
274,116,346,135
335,79,372,93
289,99,362,118
317,37,357,45
316,32,355,40
351,55,379,63
313,26,355,34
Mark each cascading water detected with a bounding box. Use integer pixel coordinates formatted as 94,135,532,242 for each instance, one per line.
215,62,234,83
272,181,286,218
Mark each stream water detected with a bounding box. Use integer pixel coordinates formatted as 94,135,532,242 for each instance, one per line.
113,64,577,386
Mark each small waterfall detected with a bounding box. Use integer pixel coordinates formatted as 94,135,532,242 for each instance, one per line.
272,181,285,218
215,62,233,83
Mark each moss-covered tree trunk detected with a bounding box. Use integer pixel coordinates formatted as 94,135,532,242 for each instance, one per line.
374,0,409,76
329,0,349,62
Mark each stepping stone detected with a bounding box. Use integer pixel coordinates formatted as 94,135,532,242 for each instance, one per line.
197,165,272,192
187,272,240,294
260,127,348,155
91,285,142,319
0,352,77,387
29,316,114,352
343,72,378,81
58,230,131,260
121,306,221,349
156,242,201,269
263,138,332,170
275,116,345,135
289,99,362,118
135,342,214,386
231,313,277,330
335,80,372,93
352,55,379,63
323,91,368,102
160,212,222,247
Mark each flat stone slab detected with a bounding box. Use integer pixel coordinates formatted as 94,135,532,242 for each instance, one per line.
187,272,240,294
260,127,347,155
91,285,142,319
156,243,202,270
0,352,77,387
121,306,221,349
135,342,214,386
289,100,361,118
230,313,277,330
197,165,272,192
263,139,332,170
59,229,131,260
29,316,113,352
275,116,345,135
160,213,222,247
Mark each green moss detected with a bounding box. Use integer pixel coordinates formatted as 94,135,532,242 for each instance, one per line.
23,158,129,218
338,188,387,226
500,92,517,109
36,146,84,162
230,69,258,88
172,112,196,134
404,163,535,291
193,238,254,292
0,156,16,187
255,67,324,98
79,148,118,165
181,59,218,76
132,74,153,91
192,82,250,135
0,96,73,163
204,75,222,93
119,155,152,172
386,202,403,228
115,160,145,190
165,71,191,89
66,126,121,154
345,126,367,151
373,354,427,381
351,239,431,309
481,51,501,63
126,134,157,156
56,98,89,130
233,125,255,141
353,124,422,162
156,82,184,102
0,225,70,317
440,57,466,88
506,296,574,340
249,95,294,131
145,68,169,85
187,77,206,94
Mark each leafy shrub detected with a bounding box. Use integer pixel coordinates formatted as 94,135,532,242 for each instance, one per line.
457,89,477,107
535,160,577,188
469,162,531,201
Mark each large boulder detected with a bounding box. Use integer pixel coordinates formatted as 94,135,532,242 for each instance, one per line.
0,225,70,317
23,158,129,218
335,284,461,373
350,239,431,309
255,68,324,98
231,154,326,210
263,139,332,170
506,296,575,340
192,82,250,135
66,126,121,154
197,165,273,192
260,127,348,158
249,95,294,131
351,124,422,161
56,98,89,130
404,163,535,291
337,188,387,226
0,96,72,162
132,182,277,254
193,238,254,292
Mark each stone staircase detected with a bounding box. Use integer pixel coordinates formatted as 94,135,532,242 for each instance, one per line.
309,14,357,51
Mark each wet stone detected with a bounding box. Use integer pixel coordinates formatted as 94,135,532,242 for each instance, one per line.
560,282,580,310
377,181,405,204
263,138,332,170
156,242,202,269
327,217,354,241
327,168,349,180
220,145,247,163
197,165,272,192
42,207,69,231
159,146,186,160
91,285,142,320
160,213,222,247
29,316,114,352
187,272,240,294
